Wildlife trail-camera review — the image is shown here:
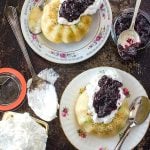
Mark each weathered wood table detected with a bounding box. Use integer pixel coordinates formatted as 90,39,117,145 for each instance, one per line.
0,0,149,149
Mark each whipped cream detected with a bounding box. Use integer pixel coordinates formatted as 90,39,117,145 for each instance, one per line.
86,69,126,124
0,113,47,150
58,0,101,25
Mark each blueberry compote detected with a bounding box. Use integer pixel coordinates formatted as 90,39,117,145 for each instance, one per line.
118,43,139,60
59,0,95,22
93,75,123,118
115,12,150,48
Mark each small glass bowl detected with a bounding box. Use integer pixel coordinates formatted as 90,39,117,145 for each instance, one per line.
111,8,150,50
0,68,26,111
0,73,21,105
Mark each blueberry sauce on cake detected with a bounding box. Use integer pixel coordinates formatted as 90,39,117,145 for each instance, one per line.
58,0,101,25
59,0,95,22
86,69,126,124
93,75,123,118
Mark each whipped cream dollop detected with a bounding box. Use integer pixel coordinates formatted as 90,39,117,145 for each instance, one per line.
0,113,47,150
86,69,126,124
58,0,101,25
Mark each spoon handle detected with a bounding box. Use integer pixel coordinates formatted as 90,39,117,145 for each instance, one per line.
130,0,142,29
5,6,37,77
114,124,132,150
35,0,46,7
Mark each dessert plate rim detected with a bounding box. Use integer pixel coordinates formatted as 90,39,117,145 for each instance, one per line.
59,67,150,150
20,0,112,64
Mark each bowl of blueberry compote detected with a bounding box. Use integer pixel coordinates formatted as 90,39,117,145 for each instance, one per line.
111,8,150,60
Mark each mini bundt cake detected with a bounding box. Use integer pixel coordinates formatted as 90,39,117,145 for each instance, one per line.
75,91,129,137
41,0,92,43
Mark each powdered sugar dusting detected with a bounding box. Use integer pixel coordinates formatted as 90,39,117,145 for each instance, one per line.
27,68,59,121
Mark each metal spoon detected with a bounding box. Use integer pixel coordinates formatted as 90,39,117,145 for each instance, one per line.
5,6,49,91
28,0,47,34
117,0,141,49
114,96,150,150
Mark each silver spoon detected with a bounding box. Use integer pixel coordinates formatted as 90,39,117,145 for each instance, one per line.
114,96,150,150
117,0,141,50
28,0,47,34
5,6,49,91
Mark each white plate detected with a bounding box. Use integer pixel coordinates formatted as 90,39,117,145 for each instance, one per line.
59,67,150,150
20,0,112,64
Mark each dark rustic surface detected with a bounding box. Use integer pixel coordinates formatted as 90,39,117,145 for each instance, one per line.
0,0,150,149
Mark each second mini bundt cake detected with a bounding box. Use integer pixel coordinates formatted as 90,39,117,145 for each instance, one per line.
75,69,130,137
41,0,92,43
75,91,129,137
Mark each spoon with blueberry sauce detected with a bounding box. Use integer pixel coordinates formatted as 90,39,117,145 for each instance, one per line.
117,0,142,60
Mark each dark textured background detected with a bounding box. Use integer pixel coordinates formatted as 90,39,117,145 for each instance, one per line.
0,0,150,149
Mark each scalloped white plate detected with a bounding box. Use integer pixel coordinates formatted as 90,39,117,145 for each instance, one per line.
59,67,150,150
21,0,112,64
